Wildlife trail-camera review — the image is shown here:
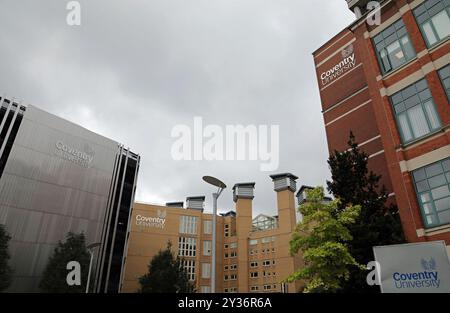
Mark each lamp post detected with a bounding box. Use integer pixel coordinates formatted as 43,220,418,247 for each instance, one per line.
202,176,226,293
86,242,101,293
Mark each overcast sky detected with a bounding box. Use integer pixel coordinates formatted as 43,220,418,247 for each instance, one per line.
0,0,354,216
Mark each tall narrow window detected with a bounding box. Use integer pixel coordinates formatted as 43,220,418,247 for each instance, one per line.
414,0,450,47
373,19,416,74
201,263,211,279
178,237,197,257
203,220,212,234
390,78,441,144
412,158,450,228
179,215,198,234
438,65,450,101
182,260,196,281
203,241,212,256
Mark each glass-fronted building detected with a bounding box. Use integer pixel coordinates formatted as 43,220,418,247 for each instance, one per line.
0,97,140,292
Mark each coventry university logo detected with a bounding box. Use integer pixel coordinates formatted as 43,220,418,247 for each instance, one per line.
341,44,354,58
157,209,167,219
421,258,437,271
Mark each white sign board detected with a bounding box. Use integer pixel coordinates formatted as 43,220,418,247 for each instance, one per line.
373,241,450,293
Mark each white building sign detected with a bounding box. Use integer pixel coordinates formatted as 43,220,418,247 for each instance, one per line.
373,241,450,293
55,141,95,168
136,210,167,229
320,44,357,87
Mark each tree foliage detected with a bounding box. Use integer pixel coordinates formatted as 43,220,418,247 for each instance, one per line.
287,187,361,293
139,241,195,293
0,224,12,292
39,232,90,293
327,132,404,293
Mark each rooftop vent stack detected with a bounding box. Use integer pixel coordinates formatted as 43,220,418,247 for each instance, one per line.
186,196,205,212
166,202,184,208
270,173,298,193
232,183,255,203
296,186,314,205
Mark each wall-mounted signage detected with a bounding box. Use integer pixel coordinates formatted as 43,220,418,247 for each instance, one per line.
374,241,450,293
320,44,357,87
54,141,95,168
136,210,167,229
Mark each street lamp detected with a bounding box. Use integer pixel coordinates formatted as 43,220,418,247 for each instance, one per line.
86,242,101,293
202,176,226,294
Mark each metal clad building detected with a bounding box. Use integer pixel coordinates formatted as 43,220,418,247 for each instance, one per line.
0,97,140,293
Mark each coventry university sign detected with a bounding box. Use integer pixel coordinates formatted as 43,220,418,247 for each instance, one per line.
136,210,167,229
55,141,95,168
373,241,450,293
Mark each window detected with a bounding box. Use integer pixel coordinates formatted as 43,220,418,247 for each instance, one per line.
230,251,237,258
203,241,212,256
261,237,270,244
373,19,416,74
200,286,211,293
414,0,450,47
390,78,441,144
179,216,198,234
201,263,211,279
229,264,237,270
252,214,278,231
183,260,196,281
224,265,229,271
224,287,237,293
224,244,229,249
250,272,259,278
413,157,450,228
230,274,237,280
178,237,197,257
225,253,229,258
229,242,237,249
263,285,272,291
203,220,212,234
251,286,259,291
439,65,450,101
249,249,258,256
249,239,258,245
250,261,258,268
263,260,271,267
224,224,230,237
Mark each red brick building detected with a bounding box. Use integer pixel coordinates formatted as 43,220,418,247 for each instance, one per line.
313,0,450,250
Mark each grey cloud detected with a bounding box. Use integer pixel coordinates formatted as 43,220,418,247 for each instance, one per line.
0,0,354,215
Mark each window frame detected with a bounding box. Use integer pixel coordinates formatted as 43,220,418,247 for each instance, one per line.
412,157,450,228
413,0,450,48
373,18,417,75
203,240,212,256
201,263,211,279
390,78,442,144
438,64,450,101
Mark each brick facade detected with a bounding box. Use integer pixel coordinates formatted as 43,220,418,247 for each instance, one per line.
313,0,450,245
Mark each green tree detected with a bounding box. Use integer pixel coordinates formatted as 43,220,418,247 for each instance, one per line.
287,187,361,293
139,241,195,293
39,232,90,293
0,224,13,292
327,132,404,293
